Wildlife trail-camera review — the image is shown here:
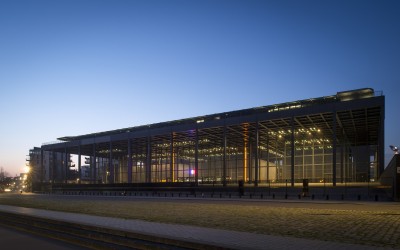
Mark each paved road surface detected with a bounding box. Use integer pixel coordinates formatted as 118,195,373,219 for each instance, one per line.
0,225,89,250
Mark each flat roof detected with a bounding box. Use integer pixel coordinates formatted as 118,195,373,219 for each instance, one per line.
41,87,384,161
55,88,378,142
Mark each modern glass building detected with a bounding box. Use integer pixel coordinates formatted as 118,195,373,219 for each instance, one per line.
39,88,384,188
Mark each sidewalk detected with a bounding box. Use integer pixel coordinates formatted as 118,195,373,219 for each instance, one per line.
0,204,394,250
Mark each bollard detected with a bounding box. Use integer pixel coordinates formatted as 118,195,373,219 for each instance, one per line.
375,195,378,201
272,194,275,199
311,194,314,200
260,194,263,199
326,194,329,200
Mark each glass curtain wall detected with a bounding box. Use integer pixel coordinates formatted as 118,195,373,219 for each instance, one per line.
90,113,380,185
131,138,147,183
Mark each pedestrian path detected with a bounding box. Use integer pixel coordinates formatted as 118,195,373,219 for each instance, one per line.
0,204,394,250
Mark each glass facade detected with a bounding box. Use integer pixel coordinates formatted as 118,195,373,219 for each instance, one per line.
40,88,385,187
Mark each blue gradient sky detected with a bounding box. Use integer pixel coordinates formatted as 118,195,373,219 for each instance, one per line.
0,0,399,176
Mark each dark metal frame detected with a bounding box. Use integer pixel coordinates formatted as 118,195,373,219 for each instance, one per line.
40,88,385,188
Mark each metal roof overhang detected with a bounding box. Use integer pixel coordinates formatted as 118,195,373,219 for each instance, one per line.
41,94,384,158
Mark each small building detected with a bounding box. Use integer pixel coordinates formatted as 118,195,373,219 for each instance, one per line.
27,147,74,189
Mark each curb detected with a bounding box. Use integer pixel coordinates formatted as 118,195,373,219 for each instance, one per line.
0,211,231,250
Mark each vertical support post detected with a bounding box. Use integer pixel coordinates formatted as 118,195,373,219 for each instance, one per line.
109,141,114,184
92,143,96,184
340,140,344,183
52,150,55,184
291,116,295,187
255,121,259,187
146,136,152,183
312,141,315,180
276,136,280,181
333,112,337,186
248,138,252,183
223,123,227,187
243,139,247,183
128,139,132,183
266,132,270,181
195,128,199,185
40,149,44,184
243,124,248,183
170,133,174,182
78,145,81,184
378,105,385,177
64,143,68,184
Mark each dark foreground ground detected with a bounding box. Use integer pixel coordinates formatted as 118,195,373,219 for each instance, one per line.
0,193,399,249
0,225,89,250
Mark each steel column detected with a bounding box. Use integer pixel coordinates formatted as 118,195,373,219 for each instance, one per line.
78,145,81,184
291,116,295,187
248,138,252,183
109,141,114,184
333,112,337,186
340,141,344,183
40,149,44,184
64,144,68,184
223,124,227,187
146,136,152,183
378,105,385,176
266,133,270,181
195,128,199,185
170,133,174,182
254,121,259,187
128,139,132,183
52,150,55,184
92,143,96,184
243,124,248,183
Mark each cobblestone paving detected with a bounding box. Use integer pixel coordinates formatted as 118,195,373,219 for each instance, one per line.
1,194,399,248
246,207,400,248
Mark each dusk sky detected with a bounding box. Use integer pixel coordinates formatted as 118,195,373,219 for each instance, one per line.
0,0,399,176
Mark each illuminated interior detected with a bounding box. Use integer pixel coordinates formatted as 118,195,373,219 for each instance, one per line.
36,88,384,187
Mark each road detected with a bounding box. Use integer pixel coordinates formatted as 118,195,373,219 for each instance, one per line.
0,225,89,250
